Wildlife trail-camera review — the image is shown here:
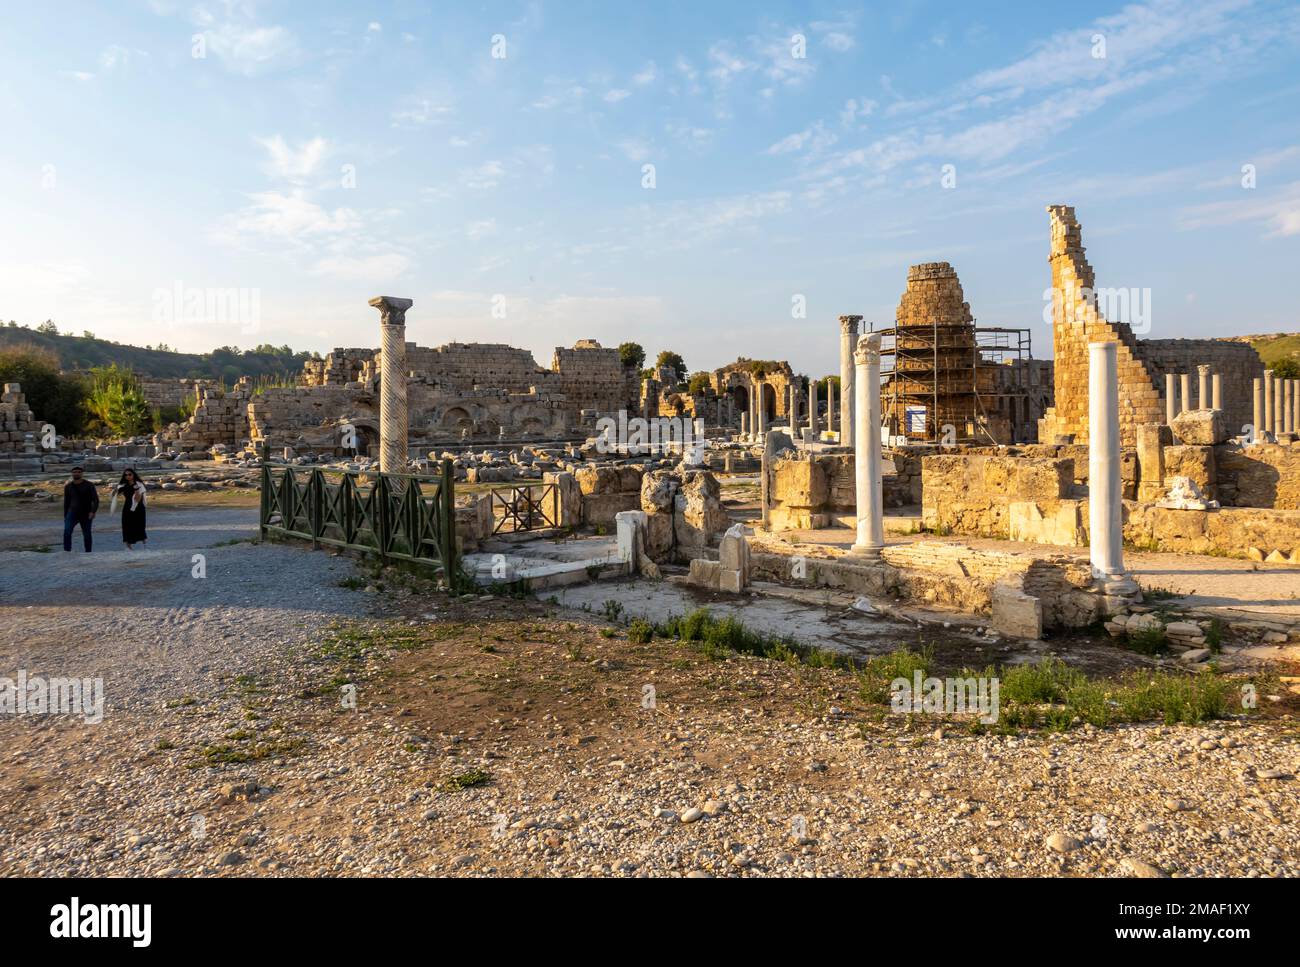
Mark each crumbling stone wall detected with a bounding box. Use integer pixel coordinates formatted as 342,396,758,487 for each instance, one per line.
921,454,1074,537
0,383,41,452
1215,443,1300,510
1038,205,1262,446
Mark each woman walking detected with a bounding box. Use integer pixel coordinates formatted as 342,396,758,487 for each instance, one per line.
111,468,148,549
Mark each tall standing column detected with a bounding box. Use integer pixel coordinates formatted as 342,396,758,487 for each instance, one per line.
1197,365,1210,410
1179,373,1191,416
1252,378,1264,443
1089,342,1124,579
740,412,748,439
850,334,884,557
370,295,413,475
755,380,766,437
1164,373,1176,425
1212,373,1222,412
839,316,860,450
827,379,836,434
789,383,799,437
1286,380,1295,435
1293,380,1300,434
1264,369,1274,439
808,379,819,436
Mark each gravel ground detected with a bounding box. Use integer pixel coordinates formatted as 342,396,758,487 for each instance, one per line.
1,501,1297,878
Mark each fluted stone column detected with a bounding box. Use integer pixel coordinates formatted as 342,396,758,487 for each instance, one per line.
808,379,819,436
1264,369,1274,439
1212,374,1222,412
1197,365,1210,411
827,379,836,434
839,316,860,450
1164,373,1176,425
1179,373,1191,416
1286,380,1295,435
850,333,884,558
1089,342,1124,581
1252,378,1263,443
370,295,413,474
755,380,766,438
789,383,799,438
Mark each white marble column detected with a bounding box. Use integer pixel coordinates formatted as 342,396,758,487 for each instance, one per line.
1164,373,1176,425
839,316,860,450
808,379,819,436
1264,369,1274,439
755,380,766,438
827,379,836,434
788,383,799,437
1179,373,1191,416
1197,365,1210,410
1252,378,1263,443
1212,373,1222,412
850,334,884,558
1089,341,1124,581
740,412,748,439
370,295,413,474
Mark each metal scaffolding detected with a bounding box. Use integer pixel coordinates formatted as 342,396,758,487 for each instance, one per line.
877,321,1035,444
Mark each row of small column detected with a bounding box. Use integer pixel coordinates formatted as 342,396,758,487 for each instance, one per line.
1252,370,1300,440
1162,366,1221,423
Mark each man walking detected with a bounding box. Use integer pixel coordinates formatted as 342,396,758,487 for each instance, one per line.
63,466,98,552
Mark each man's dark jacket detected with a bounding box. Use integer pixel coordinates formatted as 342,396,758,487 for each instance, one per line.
63,479,100,518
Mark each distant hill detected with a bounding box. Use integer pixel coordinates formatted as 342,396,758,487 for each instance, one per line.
0,324,318,382
1218,332,1300,370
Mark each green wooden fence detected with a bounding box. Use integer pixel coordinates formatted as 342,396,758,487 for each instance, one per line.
260,459,456,576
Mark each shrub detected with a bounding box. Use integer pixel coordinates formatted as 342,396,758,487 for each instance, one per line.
627,619,653,643
83,364,151,437
0,345,87,434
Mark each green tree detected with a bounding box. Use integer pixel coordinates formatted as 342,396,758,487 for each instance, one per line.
1273,358,1300,380
0,345,87,435
655,350,686,383
84,364,151,438
618,342,646,370
687,372,712,395
36,320,58,334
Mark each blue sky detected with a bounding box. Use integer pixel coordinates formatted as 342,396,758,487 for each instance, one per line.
1,0,1298,378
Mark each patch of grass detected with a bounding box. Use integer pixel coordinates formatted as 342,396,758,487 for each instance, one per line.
653,607,844,668
1205,618,1224,653
855,647,933,704
1113,670,1233,725
1000,658,1082,705
154,738,176,751
601,599,625,623
599,627,617,639
196,736,305,765
1123,626,1168,655
441,768,492,791
337,576,366,590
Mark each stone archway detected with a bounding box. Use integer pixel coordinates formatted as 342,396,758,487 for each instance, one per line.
442,406,473,433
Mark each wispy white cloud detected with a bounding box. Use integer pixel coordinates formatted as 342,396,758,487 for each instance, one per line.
192,5,299,76
257,135,329,182
1179,180,1300,237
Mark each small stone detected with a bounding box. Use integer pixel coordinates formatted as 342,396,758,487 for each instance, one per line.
218,851,244,866
701,799,728,816
1120,857,1169,878
1164,798,1191,812
1046,832,1082,853
654,808,678,820
680,807,704,823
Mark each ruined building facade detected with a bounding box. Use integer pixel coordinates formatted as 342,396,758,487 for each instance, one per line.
1039,205,1262,446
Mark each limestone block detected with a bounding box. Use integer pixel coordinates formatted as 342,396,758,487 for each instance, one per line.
718,568,744,594
1009,499,1086,546
991,578,1043,640
1172,408,1227,446
642,510,675,560
718,523,750,586
688,558,721,589
674,470,728,549
1163,445,1215,494
772,455,827,508
575,465,620,496
640,469,678,514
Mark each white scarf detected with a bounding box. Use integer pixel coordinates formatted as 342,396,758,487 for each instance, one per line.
110,481,147,515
